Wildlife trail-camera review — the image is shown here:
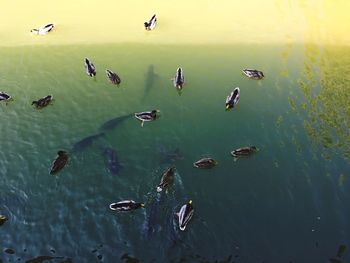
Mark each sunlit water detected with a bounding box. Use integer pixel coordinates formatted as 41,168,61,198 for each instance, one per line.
1,0,350,263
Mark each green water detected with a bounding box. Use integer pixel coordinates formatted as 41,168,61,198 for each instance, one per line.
0,44,349,262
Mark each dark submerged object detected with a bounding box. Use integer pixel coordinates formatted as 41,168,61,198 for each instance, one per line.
225,87,240,110
0,215,8,226
102,147,120,175
158,145,184,164
50,150,68,175
176,200,194,231
105,69,121,85
231,146,258,160
144,14,157,30
72,133,105,152
98,114,133,131
242,68,264,80
173,67,185,90
329,244,347,263
193,157,218,169
142,65,158,101
157,167,176,192
135,110,159,127
32,95,53,108
30,23,54,35
109,200,145,212
0,91,11,102
84,58,96,77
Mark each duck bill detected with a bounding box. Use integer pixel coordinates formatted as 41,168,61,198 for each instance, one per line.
225,105,230,110
156,186,163,192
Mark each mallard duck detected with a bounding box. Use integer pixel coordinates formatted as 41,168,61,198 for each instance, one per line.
193,158,218,169
31,23,54,35
105,69,121,85
242,69,264,80
231,146,258,161
50,150,68,175
144,14,157,31
135,109,159,127
32,95,53,108
157,167,176,192
176,200,194,231
84,58,96,77
225,87,240,110
172,67,185,90
0,92,12,102
109,200,145,212
0,215,8,226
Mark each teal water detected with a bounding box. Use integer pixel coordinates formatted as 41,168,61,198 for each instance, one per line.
0,44,349,262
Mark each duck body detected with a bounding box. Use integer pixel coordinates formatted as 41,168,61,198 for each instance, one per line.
31,23,54,35
50,150,68,175
85,58,96,77
193,158,218,169
109,200,144,212
32,95,53,108
242,69,264,80
144,14,157,30
231,146,258,159
0,92,11,102
135,110,159,126
225,87,240,110
173,68,184,90
176,200,194,231
106,69,121,85
157,167,176,192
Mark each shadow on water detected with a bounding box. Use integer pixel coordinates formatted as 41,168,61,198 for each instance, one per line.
102,146,121,175
141,65,158,102
98,113,133,132
71,133,105,153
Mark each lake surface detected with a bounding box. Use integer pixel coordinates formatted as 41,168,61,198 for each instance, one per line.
0,43,349,262
1,0,350,262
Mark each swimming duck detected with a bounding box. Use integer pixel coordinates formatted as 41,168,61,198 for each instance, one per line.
0,92,12,102
231,146,258,161
31,23,54,35
172,68,185,90
144,14,157,31
32,95,53,108
242,69,264,80
157,167,176,192
106,69,121,85
176,200,194,231
193,158,218,169
84,58,96,77
109,200,145,212
135,109,159,127
0,215,8,226
50,150,69,175
225,87,240,110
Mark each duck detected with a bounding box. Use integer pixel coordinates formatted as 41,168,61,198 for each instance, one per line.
0,215,8,226
32,95,53,108
225,87,240,110
193,158,218,169
105,69,121,85
50,150,69,175
157,167,176,192
0,92,12,102
172,67,185,90
135,109,159,127
242,69,264,80
84,58,96,77
109,200,145,212
31,23,54,35
144,14,157,31
230,146,258,161
176,200,194,231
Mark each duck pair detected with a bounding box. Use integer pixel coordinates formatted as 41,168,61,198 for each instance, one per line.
109,199,194,231
84,58,121,85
